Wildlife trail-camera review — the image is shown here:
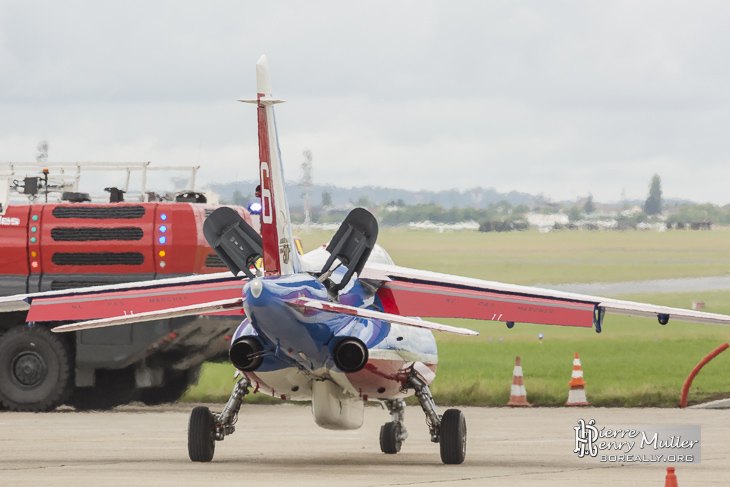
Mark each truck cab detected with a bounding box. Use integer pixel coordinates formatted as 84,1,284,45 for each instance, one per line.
0,163,252,411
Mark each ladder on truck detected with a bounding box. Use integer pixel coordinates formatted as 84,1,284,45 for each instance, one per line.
0,162,200,215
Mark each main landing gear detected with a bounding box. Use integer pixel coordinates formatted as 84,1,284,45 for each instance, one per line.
188,372,467,464
188,376,251,462
379,370,467,465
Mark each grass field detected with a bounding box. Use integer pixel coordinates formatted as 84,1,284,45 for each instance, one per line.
183,228,730,407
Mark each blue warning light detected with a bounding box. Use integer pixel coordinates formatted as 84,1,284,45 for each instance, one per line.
159,225,167,233
160,213,168,221
159,236,167,244
248,202,262,214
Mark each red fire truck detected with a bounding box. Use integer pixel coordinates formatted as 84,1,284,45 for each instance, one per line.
0,163,251,411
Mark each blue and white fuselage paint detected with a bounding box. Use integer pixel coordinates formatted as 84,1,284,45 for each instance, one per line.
228,271,438,429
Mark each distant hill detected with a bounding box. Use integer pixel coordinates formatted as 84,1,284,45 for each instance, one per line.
207,180,699,211
208,181,544,209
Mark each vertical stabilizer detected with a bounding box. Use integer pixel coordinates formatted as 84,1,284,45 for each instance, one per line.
256,56,273,96
240,55,299,276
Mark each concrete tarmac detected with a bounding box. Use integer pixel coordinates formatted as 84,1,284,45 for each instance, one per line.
1,403,728,486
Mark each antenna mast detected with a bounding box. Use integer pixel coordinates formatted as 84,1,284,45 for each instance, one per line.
301,149,313,230
36,140,49,202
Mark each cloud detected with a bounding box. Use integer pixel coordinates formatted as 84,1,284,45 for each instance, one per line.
2,1,730,203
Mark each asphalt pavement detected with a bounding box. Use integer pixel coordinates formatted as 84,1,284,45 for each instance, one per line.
1,403,727,486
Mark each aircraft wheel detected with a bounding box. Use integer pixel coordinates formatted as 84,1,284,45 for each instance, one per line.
379,421,402,454
439,409,467,465
188,406,216,462
0,325,73,411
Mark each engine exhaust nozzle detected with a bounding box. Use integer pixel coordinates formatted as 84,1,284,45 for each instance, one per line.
229,337,264,371
333,338,368,373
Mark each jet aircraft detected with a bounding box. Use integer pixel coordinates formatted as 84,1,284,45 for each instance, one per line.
4,55,730,465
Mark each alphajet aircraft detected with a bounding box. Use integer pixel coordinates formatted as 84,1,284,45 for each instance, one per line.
4,55,730,465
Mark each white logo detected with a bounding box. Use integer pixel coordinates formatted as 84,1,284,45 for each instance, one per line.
279,238,291,264
574,419,599,458
573,419,701,463
0,217,21,226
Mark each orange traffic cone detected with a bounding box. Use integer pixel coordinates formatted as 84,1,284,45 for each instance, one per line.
507,356,531,407
665,467,678,487
566,352,589,406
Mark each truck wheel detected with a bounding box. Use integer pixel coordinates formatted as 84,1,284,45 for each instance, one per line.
67,366,136,410
0,325,74,412
138,367,200,406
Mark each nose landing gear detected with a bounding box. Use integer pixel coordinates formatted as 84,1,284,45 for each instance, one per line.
380,399,408,454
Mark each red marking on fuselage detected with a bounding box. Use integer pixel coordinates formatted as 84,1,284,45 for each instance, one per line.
346,359,437,399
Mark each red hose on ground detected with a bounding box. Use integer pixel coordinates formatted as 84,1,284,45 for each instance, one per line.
680,342,729,408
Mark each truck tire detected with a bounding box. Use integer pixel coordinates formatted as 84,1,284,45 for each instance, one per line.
67,366,136,410
0,325,74,412
138,367,200,406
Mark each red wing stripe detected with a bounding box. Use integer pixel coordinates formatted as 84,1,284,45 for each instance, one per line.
27,280,246,322
31,284,244,307
384,282,595,311
33,284,242,306
377,280,595,328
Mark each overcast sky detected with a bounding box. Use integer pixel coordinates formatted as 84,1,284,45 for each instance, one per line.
2,1,730,204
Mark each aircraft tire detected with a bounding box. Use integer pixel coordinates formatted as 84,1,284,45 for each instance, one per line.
188,406,216,462
379,421,402,454
0,325,73,412
439,409,467,465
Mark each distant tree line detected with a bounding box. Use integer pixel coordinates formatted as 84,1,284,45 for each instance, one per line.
667,203,730,225
376,201,529,227
237,172,730,230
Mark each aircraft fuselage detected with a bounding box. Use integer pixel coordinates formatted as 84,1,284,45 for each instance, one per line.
231,273,438,410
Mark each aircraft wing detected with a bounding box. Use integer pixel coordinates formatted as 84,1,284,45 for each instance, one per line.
287,297,478,336
0,272,246,323
360,263,730,330
52,297,243,333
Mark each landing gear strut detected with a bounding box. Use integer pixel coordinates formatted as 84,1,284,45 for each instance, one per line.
379,369,467,464
188,376,250,462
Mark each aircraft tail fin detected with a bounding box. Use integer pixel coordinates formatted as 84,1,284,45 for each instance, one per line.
240,55,300,276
